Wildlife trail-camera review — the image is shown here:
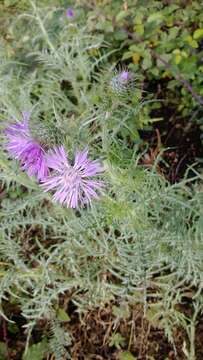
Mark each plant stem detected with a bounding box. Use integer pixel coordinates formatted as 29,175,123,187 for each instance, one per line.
29,0,58,57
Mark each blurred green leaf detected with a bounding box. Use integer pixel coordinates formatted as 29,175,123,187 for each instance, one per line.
116,10,128,22
56,308,70,322
122,51,133,60
119,351,137,360
112,303,130,319
193,28,203,39
109,333,125,349
22,339,48,360
142,52,152,70
0,342,7,360
147,12,163,23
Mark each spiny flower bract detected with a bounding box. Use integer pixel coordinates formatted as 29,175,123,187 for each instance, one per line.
5,112,49,181
41,146,104,208
29,117,63,148
110,69,136,97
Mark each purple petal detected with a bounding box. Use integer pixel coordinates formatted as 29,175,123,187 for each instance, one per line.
4,112,49,181
66,8,74,18
46,146,68,171
41,147,104,208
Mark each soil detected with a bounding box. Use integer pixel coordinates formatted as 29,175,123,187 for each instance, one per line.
139,80,203,183
2,297,203,360
139,120,202,183
67,302,185,360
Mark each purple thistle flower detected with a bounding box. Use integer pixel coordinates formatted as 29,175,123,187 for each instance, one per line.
119,70,130,82
41,146,104,208
110,68,136,97
5,112,49,181
66,8,74,18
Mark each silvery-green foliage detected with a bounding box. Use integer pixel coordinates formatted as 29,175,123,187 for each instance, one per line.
0,2,203,358
48,319,71,360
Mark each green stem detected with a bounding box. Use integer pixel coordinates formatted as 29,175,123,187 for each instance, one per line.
29,0,58,57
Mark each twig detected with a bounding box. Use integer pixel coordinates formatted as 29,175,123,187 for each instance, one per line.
152,51,203,106
126,31,203,106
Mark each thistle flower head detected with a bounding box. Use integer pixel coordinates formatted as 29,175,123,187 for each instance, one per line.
41,146,104,208
110,68,136,97
5,112,49,181
66,8,74,18
119,70,130,82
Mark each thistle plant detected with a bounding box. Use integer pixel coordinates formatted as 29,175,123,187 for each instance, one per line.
0,2,202,359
